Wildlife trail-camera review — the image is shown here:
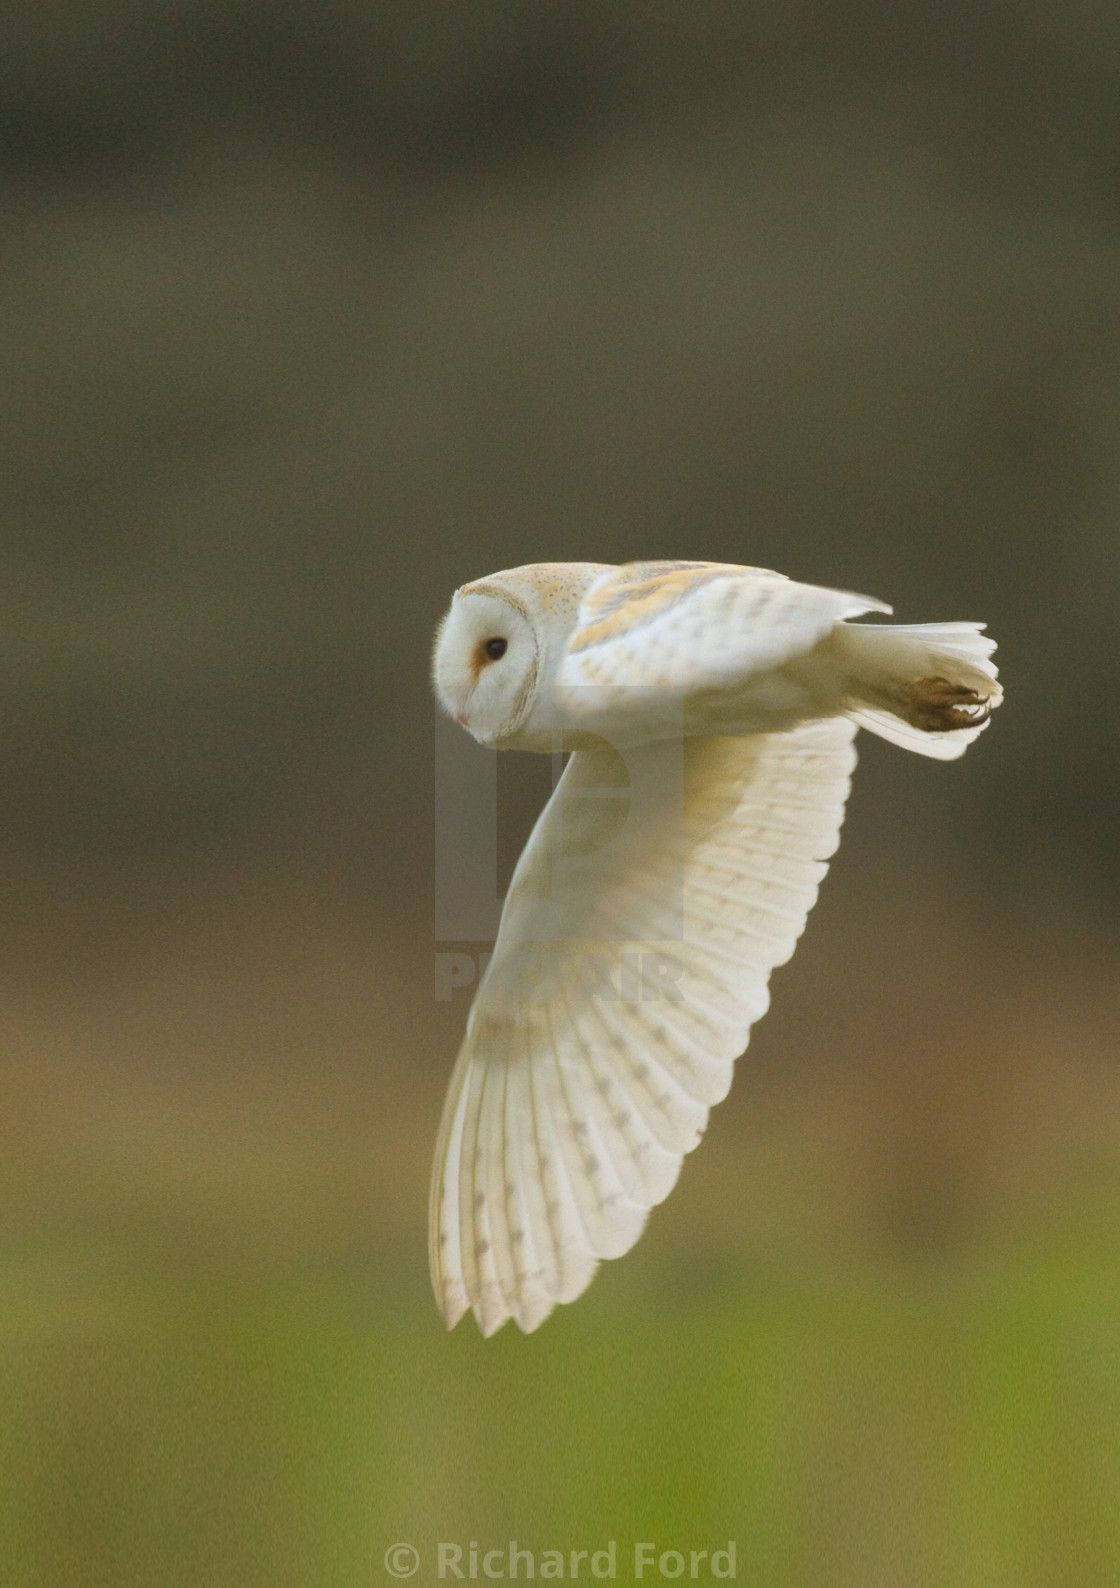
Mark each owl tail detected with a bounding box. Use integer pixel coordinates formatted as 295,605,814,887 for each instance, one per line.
833,620,1002,760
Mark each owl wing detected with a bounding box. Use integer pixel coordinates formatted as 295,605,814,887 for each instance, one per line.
429,716,857,1335
557,560,889,709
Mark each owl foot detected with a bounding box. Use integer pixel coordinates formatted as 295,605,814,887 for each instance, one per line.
904,676,994,732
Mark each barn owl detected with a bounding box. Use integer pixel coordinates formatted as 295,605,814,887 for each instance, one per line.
430,560,1001,1335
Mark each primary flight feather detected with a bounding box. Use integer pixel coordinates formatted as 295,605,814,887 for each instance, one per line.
430,559,1001,1335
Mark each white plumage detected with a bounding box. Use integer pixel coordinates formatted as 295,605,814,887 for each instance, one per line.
430,560,1002,1335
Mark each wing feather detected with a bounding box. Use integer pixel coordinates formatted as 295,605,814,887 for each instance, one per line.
558,561,889,726
480,1048,521,1326
564,998,682,1203
429,717,858,1333
510,1022,563,1328
573,994,693,1191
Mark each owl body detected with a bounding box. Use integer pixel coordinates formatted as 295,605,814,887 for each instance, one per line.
430,560,1001,1335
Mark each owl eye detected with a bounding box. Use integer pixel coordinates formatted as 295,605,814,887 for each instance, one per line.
483,637,507,661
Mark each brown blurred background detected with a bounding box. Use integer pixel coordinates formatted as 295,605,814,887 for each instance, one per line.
1,3,1119,1585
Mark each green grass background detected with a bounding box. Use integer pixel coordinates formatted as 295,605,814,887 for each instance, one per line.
4,1203,1119,1587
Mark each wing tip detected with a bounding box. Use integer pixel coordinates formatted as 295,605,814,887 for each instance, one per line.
514,1290,556,1334
473,1298,511,1338
437,1283,470,1331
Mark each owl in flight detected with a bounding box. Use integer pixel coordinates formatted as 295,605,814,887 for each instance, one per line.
431,560,1001,1335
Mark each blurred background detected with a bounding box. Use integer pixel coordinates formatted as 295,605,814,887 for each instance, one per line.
1,2,1118,1583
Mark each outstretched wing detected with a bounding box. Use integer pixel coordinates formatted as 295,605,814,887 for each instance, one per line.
429,716,858,1335
557,561,889,711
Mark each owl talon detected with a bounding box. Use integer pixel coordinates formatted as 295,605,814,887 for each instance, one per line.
905,676,994,732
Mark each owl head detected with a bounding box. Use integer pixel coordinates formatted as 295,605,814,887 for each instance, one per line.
432,563,609,746
432,575,546,747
